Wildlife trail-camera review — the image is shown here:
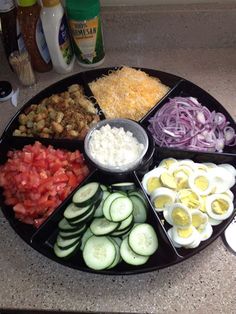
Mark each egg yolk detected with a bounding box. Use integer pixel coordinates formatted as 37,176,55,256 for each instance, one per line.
160,172,177,190
173,169,189,190
177,227,193,238
178,190,200,209
172,207,191,227
194,176,209,191
147,177,161,193
162,159,176,169
196,164,208,172
192,213,207,229
154,195,172,209
199,197,207,213
212,199,229,215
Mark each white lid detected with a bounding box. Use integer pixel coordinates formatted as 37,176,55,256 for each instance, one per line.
223,216,236,254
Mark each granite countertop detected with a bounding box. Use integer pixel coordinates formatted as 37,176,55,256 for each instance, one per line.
1,4,236,313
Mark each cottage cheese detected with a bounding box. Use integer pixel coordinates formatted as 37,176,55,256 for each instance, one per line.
88,124,145,167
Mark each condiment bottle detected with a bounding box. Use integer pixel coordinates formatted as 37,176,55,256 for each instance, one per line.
40,0,75,74
17,0,52,73
65,0,105,67
0,0,18,64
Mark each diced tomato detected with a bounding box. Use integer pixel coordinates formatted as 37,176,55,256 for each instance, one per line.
13,203,27,215
0,141,89,228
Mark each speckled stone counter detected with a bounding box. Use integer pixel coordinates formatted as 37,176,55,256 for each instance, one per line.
1,4,236,314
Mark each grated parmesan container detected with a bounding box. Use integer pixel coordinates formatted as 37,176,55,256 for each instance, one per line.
65,0,105,67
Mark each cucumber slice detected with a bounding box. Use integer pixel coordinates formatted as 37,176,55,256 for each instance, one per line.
111,182,136,192
100,184,108,191
64,203,92,221
83,236,116,270
117,214,134,231
59,224,87,240
54,241,80,259
73,182,102,207
109,197,133,222
111,237,122,247
69,206,95,226
56,234,81,250
103,192,123,221
129,195,147,223
90,218,120,236
94,190,110,218
128,190,149,207
107,237,121,269
58,218,78,232
111,224,133,237
120,237,149,266
128,223,158,256
80,227,93,251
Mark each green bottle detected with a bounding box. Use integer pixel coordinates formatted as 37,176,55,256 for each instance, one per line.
66,0,105,67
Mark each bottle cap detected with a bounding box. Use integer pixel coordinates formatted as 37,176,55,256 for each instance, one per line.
66,0,100,20
222,216,236,255
0,81,14,102
17,0,37,7
42,0,60,7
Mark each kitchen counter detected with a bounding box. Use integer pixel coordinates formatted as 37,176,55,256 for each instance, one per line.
1,4,236,314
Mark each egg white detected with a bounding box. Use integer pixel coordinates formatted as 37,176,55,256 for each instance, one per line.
205,193,234,221
223,189,234,201
208,216,223,226
219,163,236,177
197,222,213,241
168,203,192,228
188,170,214,196
191,209,209,231
172,225,200,246
177,189,202,210
208,167,235,193
184,233,201,249
167,228,182,248
158,158,178,170
150,187,177,212
142,167,165,194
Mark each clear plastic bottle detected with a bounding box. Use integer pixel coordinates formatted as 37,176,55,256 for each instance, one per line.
40,0,75,74
17,0,52,73
65,0,105,67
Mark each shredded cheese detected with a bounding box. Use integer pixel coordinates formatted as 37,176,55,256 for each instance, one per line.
89,67,170,121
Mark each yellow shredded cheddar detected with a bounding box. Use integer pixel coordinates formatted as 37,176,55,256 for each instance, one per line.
89,66,170,121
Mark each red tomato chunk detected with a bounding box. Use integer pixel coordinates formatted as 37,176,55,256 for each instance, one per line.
0,141,89,228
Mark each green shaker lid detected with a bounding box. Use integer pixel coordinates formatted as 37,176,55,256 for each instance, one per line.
66,0,100,20
18,0,37,6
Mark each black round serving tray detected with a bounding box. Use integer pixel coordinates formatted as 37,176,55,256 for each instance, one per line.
0,67,236,275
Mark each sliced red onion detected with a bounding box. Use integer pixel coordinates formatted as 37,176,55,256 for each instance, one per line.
148,96,236,152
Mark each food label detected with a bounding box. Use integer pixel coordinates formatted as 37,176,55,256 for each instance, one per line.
58,15,74,65
16,19,26,53
69,16,105,65
35,18,51,64
0,0,15,12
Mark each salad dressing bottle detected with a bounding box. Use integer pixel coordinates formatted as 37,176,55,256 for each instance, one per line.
17,0,52,73
40,0,75,74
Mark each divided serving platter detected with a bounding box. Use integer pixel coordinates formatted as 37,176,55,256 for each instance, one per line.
0,67,235,275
